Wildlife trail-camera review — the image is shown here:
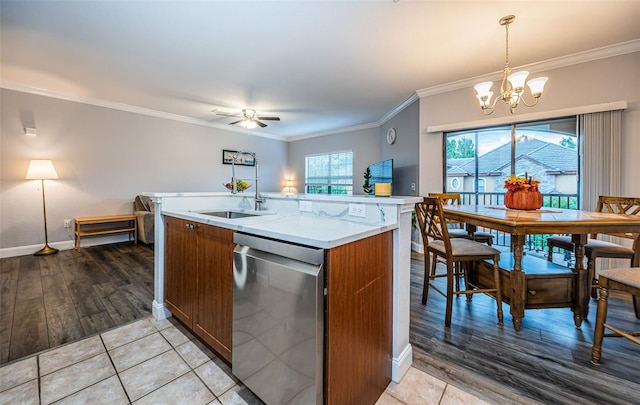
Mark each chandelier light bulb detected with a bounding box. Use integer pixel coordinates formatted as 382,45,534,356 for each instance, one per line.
507,71,529,91
527,77,548,97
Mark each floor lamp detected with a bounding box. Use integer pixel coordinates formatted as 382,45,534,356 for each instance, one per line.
26,159,59,256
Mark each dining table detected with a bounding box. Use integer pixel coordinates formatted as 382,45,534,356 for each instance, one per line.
442,204,640,331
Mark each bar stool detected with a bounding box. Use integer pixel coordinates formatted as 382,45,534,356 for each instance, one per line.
591,268,640,365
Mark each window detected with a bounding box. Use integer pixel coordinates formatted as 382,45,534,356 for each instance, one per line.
305,151,353,195
444,117,579,208
477,179,485,193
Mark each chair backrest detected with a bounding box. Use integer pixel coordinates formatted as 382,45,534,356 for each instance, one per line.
428,193,463,228
594,196,640,240
428,192,462,206
415,197,453,255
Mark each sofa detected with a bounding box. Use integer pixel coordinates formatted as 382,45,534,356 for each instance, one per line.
133,195,154,245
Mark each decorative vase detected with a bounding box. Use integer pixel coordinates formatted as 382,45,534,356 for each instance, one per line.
505,189,542,210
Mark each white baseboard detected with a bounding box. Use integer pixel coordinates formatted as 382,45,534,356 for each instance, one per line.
0,240,75,258
152,301,172,321
0,234,133,258
392,344,413,383
411,240,423,254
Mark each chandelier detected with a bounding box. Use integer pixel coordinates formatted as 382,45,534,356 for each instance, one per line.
474,15,548,115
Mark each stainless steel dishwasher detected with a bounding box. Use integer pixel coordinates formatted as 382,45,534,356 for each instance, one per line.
232,232,325,405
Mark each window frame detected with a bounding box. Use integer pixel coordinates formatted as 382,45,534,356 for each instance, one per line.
304,150,354,195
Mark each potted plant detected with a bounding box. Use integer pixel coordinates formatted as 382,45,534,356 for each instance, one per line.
363,167,372,194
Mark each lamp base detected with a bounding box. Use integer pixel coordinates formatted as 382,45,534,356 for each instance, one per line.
34,244,59,256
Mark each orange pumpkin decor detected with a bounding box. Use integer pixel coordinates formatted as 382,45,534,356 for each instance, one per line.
505,189,543,210
504,173,542,210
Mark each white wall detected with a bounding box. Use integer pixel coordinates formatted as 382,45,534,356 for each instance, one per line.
0,89,288,251
287,127,381,195
419,52,640,198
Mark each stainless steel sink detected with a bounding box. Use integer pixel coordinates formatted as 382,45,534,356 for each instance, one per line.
198,211,261,219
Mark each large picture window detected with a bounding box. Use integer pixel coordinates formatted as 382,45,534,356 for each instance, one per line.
444,117,579,208
305,151,353,195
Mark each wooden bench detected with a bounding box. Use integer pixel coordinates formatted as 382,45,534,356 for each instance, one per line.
74,215,137,249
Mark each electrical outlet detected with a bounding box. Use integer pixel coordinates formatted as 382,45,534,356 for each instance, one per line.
348,203,366,217
410,183,416,191
64,219,72,228
299,200,313,212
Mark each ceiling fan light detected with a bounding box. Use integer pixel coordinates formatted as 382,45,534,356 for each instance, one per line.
527,77,548,97
507,71,529,91
240,119,257,129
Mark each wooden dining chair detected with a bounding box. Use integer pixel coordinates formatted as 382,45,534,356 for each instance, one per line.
415,198,503,327
591,268,640,365
547,196,640,304
428,193,494,245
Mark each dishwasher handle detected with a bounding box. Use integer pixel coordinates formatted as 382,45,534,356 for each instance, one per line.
234,232,324,265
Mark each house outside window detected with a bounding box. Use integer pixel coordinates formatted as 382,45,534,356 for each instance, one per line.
305,151,353,195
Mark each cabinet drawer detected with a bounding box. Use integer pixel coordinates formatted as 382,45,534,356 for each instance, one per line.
473,255,575,309
525,274,574,307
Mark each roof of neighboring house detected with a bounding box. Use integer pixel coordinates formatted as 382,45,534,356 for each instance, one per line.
447,138,577,177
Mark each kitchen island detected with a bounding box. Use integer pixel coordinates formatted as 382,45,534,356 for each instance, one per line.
145,192,421,402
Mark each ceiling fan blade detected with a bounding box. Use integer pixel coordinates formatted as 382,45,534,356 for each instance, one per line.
255,120,268,127
216,112,241,117
228,120,243,125
255,116,280,121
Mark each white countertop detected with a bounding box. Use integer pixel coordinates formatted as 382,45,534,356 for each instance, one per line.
163,209,396,249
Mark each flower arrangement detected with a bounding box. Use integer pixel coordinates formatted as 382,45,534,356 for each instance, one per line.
504,173,540,192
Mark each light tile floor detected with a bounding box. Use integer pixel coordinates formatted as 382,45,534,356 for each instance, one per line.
0,316,490,405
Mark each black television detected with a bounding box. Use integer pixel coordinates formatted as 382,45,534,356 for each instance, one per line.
368,159,393,194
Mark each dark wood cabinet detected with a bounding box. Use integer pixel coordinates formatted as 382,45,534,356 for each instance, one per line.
193,224,234,362
325,230,393,405
164,216,234,363
164,216,197,326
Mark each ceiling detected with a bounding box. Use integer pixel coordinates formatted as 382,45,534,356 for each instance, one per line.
1,1,639,140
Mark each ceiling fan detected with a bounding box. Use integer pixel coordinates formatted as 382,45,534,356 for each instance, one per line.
215,108,280,129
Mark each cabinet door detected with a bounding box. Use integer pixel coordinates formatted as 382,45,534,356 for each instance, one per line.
325,231,393,405
164,216,197,327
194,224,234,363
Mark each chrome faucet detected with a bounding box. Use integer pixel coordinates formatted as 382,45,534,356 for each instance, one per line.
231,152,264,210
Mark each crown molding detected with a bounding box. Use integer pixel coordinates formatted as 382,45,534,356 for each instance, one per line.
416,39,640,98
286,121,380,142
377,92,419,125
0,81,286,141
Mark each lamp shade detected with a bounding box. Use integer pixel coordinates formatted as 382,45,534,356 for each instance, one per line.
26,160,59,180
527,77,548,96
507,71,529,90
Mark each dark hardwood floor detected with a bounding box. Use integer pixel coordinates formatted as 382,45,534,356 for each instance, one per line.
409,251,640,405
2,244,638,404
0,242,154,365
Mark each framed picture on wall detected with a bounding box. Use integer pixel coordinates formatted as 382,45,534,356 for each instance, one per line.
222,150,255,166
